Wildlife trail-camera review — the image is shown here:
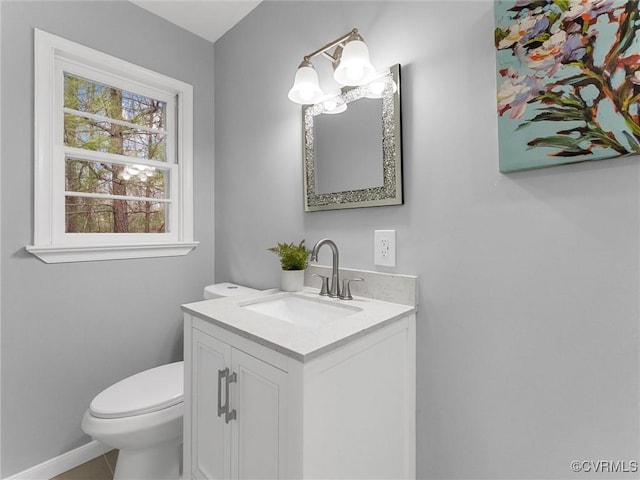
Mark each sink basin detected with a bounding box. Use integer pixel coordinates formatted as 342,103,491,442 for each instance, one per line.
240,293,361,327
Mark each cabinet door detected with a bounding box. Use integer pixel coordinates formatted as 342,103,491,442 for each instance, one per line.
231,348,288,480
191,329,232,480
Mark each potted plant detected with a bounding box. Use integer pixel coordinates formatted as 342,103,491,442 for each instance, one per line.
267,240,312,292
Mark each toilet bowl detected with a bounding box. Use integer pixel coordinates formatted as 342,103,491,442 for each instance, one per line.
81,361,184,480
82,283,259,480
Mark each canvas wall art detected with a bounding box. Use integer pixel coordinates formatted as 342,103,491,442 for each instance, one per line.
495,0,640,173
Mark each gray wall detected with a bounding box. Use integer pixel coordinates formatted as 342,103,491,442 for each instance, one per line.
1,1,215,476
215,1,639,478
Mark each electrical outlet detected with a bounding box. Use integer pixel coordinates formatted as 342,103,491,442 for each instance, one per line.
374,230,396,267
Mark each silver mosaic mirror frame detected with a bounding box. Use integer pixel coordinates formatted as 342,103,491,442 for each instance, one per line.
302,64,402,212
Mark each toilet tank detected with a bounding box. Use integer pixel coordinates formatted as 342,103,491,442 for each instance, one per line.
203,282,260,300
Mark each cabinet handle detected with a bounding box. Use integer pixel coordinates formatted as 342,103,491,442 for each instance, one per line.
217,368,228,418
224,371,237,423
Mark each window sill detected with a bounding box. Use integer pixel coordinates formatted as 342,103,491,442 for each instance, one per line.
26,241,199,263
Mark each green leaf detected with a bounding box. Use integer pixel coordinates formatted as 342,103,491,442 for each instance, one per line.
553,0,571,11
528,135,592,156
560,75,600,89
522,33,550,48
546,10,561,26
529,110,587,123
494,27,508,47
622,131,640,153
267,240,311,271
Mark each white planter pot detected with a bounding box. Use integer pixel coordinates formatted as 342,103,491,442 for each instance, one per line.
281,270,305,292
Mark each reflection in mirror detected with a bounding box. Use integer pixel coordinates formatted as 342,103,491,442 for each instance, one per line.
303,64,402,211
315,98,383,194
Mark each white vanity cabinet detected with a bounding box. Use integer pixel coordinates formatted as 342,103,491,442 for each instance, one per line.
182,289,416,480
187,325,288,479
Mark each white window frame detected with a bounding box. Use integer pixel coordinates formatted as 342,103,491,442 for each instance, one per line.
27,29,198,263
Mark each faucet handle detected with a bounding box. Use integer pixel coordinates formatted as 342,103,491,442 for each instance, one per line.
339,277,364,300
312,273,330,296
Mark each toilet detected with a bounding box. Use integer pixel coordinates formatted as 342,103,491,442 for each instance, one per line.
81,362,184,480
81,283,259,480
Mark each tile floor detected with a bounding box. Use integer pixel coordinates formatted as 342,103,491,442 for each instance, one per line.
51,450,117,480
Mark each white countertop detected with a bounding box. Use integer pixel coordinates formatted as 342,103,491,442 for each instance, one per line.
182,287,416,362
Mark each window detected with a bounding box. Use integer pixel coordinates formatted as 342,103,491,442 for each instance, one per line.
28,30,198,263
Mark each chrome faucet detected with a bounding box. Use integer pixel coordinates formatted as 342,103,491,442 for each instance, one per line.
310,238,340,298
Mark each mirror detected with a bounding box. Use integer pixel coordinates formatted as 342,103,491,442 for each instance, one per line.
302,64,402,211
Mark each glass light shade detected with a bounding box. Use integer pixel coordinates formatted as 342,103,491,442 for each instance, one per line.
322,95,347,114
333,40,376,86
288,65,323,104
365,76,398,99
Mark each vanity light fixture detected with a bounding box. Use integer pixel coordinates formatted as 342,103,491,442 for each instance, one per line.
288,28,376,105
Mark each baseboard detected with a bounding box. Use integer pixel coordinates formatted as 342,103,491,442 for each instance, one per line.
4,440,110,480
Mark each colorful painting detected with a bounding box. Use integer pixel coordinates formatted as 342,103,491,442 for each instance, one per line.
495,0,640,173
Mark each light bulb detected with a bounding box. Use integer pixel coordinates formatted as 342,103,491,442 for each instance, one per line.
321,94,347,114
364,72,397,99
368,81,386,96
333,38,376,86
299,88,315,102
347,65,364,82
324,99,338,111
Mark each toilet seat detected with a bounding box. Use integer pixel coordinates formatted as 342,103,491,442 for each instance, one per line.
90,361,183,419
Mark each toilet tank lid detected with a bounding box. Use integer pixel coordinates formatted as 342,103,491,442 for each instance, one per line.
203,282,260,299
90,361,183,419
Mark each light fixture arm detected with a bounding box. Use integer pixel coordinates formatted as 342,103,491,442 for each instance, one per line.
299,28,361,66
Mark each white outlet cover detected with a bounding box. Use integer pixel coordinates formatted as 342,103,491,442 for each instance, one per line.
374,230,396,267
